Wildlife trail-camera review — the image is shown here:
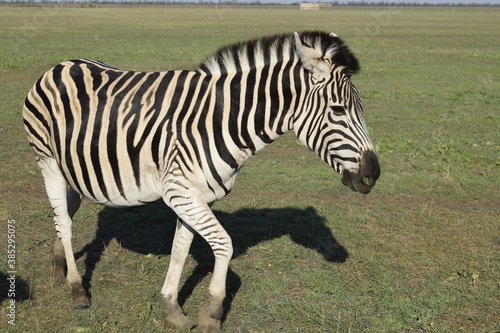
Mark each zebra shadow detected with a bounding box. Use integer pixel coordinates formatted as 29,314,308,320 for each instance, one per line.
74,202,348,322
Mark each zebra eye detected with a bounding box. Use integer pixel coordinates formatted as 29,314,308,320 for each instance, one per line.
330,105,346,116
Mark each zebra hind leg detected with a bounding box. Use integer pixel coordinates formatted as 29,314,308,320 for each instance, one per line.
161,219,196,329
39,158,90,309
51,236,65,279
51,188,82,280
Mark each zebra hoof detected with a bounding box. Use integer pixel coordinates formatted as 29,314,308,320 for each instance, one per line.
197,315,221,333
165,302,196,329
198,306,222,333
71,284,90,309
165,314,196,330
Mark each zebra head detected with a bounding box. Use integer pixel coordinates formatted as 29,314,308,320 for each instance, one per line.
293,32,380,194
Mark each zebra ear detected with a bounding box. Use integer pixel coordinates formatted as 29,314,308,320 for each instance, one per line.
293,32,330,79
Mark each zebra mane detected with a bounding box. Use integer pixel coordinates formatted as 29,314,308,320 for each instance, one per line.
196,31,359,76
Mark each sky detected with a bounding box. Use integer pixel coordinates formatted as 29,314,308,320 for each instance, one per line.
4,0,498,4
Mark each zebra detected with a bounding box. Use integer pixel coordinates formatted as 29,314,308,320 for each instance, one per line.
23,31,380,332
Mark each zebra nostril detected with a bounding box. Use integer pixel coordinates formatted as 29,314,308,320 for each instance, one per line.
360,150,380,188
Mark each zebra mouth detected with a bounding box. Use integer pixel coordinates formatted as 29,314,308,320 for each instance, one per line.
341,171,358,192
341,170,373,194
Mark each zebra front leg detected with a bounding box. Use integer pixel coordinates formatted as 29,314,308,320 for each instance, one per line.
40,159,90,309
51,188,82,280
173,204,232,333
197,235,232,333
161,219,196,329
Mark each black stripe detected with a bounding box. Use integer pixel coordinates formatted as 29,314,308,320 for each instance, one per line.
329,153,358,164
111,71,135,96
197,95,229,194
227,71,247,150
151,71,178,169
52,64,84,194
23,119,50,156
332,143,358,153
255,64,272,144
125,72,160,188
213,75,238,169
90,67,117,202
24,96,50,131
106,108,125,200
23,98,51,152
34,75,53,117
184,76,211,170
240,66,258,155
310,110,326,150
71,63,97,199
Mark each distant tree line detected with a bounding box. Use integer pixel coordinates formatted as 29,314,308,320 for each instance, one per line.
332,1,500,6
333,1,499,6
2,0,499,7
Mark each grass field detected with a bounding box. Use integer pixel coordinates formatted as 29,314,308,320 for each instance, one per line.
1,6,499,333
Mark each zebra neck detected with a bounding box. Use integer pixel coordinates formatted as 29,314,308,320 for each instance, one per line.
208,59,304,157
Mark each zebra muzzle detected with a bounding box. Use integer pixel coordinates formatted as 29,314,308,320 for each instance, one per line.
341,151,380,194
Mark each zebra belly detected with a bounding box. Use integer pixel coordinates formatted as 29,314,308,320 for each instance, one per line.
94,189,162,207
60,154,164,208
69,175,163,208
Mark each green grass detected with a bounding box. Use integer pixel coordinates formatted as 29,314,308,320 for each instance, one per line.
1,6,499,333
